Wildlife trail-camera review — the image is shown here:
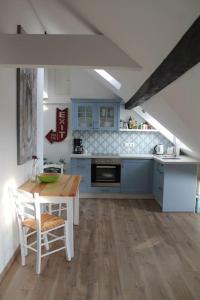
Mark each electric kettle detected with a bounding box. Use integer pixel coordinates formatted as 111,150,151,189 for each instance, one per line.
154,144,164,155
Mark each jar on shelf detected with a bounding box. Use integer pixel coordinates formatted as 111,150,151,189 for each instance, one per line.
128,117,132,129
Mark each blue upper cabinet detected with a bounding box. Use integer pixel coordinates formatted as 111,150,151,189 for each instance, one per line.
71,99,121,131
73,102,96,130
98,103,118,130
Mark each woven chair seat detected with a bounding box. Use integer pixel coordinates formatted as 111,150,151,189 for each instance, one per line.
22,213,65,231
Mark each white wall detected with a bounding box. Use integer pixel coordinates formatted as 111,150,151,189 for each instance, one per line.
37,69,44,171
44,103,72,172
62,0,200,157
0,0,44,275
44,68,117,169
0,68,43,274
70,69,117,99
143,63,200,158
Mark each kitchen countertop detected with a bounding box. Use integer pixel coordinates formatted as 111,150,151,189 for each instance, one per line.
154,155,200,164
71,153,200,164
71,153,153,159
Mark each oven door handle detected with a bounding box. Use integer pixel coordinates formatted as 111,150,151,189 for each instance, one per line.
96,165,117,169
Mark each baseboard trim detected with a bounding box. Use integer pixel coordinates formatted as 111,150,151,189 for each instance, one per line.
0,246,20,284
80,193,154,199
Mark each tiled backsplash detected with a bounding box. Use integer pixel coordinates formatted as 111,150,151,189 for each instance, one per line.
73,131,173,154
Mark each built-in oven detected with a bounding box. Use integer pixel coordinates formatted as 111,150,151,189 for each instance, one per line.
91,158,121,187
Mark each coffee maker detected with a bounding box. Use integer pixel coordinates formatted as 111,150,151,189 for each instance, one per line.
73,138,84,154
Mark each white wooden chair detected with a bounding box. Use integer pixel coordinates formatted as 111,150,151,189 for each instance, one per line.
14,189,71,274
43,163,64,174
43,164,66,216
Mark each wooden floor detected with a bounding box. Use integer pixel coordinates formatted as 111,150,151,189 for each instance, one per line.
1,199,200,300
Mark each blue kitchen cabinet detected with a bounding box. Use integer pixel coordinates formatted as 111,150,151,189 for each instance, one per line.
72,102,96,131
153,161,197,212
153,161,164,206
71,99,120,131
71,158,91,192
121,159,153,194
97,103,119,131
90,186,121,193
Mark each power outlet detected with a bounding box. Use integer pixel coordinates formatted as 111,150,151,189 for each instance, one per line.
124,142,135,148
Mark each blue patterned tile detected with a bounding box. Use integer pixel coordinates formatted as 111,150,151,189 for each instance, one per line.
73,130,172,154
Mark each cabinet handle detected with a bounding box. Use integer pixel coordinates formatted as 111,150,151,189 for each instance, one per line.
158,186,163,191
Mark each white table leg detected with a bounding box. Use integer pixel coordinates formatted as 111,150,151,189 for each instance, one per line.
66,198,74,258
73,190,79,225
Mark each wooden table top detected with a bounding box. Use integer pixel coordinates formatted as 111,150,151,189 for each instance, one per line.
19,174,82,197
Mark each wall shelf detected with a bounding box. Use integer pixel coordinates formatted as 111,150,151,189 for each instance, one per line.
119,129,159,132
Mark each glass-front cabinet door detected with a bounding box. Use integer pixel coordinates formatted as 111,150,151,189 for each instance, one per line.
98,104,118,130
76,104,94,130
71,99,120,131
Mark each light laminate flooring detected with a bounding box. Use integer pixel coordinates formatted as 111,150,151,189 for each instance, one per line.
1,198,200,300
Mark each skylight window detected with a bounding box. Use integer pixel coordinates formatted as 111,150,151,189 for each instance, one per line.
94,69,122,90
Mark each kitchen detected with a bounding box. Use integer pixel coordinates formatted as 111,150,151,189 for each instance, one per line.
1,1,200,299
43,70,199,212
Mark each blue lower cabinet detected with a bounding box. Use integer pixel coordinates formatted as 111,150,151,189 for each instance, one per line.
71,158,91,193
121,159,153,194
195,197,200,213
153,161,159,199
153,161,197,212
153,161,164,207
90,186,121,193
157,186,163,206
162,164,196,212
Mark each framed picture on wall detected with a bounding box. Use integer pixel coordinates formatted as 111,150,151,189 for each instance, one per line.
16,25,37,165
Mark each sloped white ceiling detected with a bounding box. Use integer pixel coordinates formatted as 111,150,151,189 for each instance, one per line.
61,0,200,100
143,63,200,157
70,68,118,99
1,0,200,155
60,0,200,156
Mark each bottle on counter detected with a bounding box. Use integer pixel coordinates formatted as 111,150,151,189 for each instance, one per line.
123,121,128,129
128,117,132,129
143,122,148,129
134,120,138,129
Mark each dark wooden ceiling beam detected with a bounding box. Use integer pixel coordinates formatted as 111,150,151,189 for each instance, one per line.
125,16,200,109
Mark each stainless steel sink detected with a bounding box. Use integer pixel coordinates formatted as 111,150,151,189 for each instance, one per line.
161,155,180,159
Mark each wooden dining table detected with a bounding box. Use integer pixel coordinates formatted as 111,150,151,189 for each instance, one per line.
19,174,82,257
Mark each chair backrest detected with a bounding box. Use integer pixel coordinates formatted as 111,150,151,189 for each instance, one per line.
14,189,42,232
43,164,64,174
